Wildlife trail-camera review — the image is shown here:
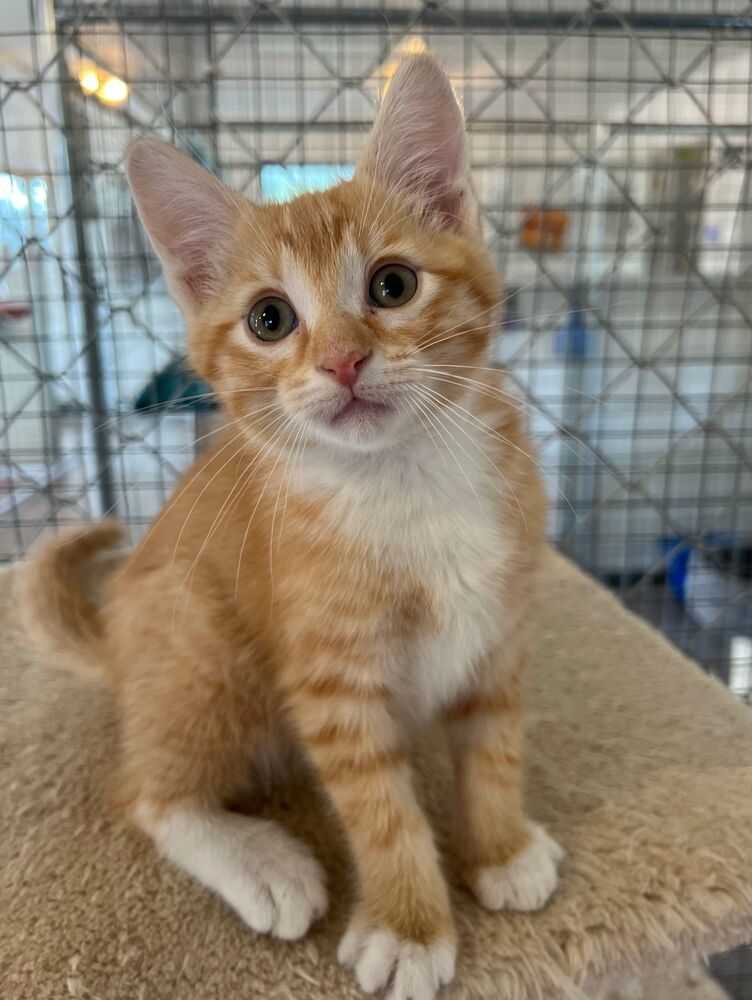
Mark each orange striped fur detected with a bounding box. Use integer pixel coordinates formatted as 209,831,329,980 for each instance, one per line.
21,52,562,1000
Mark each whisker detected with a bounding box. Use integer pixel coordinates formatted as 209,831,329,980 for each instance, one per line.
269,419,308,605
405,394,450,471
405,367,529,414
410,365,613,477
123,411,275,579
411,386,485,515
172,411,294,625
235,417,300,602
417,382,579,527
414,385,528,531
168,405,285,575
91,386,275,433
406,302,500,356
279,419,309,552
416,361,605,405
100,406,270,528
418,379,544,469
406,272,555,357
405,320,504,358
411,292,638,359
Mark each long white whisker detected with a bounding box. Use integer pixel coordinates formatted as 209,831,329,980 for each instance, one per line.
414,377,584,522
406,301,500,356
405,367,529,414
414,385,528,532
234,417,299,602
101,406,273,530
419,382,577,528
166,404,283,573
406,273,554,357
418,379,544,470
92,386,275,433
411,366,613,477
279,418,309,552
410,387,485,515
405,394,449,471
172,410,294,627
269,420,308,607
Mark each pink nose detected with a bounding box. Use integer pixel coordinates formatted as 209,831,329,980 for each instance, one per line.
319,350,371,390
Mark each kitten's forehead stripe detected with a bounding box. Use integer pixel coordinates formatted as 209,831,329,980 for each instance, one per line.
336,228,367,317
280,247,322,330
278,213,368,326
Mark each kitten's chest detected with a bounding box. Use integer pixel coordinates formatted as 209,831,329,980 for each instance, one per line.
347,469,509,719
307,444,514,719
392,507,508,720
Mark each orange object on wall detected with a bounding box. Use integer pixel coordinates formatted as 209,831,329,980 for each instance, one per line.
520,206,569,251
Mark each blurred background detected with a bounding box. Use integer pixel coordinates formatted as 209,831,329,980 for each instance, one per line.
1,1,751,992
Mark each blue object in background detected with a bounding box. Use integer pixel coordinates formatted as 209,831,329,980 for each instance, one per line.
660,537,693,601
555,283,590,359
260,164,355,203
134,357,215,413
660,532,741,602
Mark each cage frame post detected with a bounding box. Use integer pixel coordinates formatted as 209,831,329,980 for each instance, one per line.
55,20,115,514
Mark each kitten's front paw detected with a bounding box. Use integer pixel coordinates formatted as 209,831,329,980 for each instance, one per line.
338,917,456,1000
471,823,563,912
227,831,328,940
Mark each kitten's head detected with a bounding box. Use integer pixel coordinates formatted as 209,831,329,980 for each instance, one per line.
127,53,499,454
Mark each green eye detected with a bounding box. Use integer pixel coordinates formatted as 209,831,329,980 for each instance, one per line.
247,297,298,342
368,264,418,308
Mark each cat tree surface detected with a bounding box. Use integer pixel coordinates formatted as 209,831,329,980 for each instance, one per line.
2,550,751,999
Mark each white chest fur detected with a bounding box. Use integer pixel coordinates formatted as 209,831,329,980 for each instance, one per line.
302,431,513,721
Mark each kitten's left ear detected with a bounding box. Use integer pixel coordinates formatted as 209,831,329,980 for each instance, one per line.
126,137,244,318
358,52,478,231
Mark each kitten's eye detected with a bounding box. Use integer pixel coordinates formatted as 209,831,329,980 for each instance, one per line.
247,297,298,342
368,264,417,308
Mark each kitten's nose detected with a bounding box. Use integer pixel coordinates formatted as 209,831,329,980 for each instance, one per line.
319,350,371,390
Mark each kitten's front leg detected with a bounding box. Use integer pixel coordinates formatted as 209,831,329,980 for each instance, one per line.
444,640,563,913
282,651,456,1000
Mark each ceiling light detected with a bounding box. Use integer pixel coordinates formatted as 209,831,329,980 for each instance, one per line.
79,69,100,95
98,77,129,105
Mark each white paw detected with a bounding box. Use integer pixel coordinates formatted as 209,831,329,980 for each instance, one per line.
141,805,328,941
224,828,328,939
338,919,456,1000
472,823,564,912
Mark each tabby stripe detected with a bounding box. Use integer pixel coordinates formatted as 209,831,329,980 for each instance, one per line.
286,674,387,701
443,687,519,721
365,804,406,851
473,746,521,770
306,719,371,748
317,749,406,785
294,629,371,661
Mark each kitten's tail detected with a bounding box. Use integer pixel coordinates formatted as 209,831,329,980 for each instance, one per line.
17,520,126,683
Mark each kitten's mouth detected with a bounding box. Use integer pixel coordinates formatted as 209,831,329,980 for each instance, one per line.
331,395,389,425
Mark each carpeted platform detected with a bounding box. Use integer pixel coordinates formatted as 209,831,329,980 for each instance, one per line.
2,550,751,999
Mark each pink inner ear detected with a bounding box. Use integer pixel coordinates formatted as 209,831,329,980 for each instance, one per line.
126,138,239,308
359,53,468,227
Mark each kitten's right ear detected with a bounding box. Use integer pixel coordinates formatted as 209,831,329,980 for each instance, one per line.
358,52,471,229
126,137,242,317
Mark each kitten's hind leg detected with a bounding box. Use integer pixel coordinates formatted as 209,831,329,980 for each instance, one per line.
110,580,327,939
134,802,327,939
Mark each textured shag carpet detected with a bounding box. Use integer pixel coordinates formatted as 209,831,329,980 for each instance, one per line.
2,550,751,1000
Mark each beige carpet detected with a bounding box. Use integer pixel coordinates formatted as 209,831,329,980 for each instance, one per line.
600,963,730,999
2,551,751,1000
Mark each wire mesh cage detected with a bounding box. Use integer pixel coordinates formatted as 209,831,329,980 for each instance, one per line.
1,0,752,992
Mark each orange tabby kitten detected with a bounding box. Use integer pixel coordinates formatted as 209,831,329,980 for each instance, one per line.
22,53,562,1000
